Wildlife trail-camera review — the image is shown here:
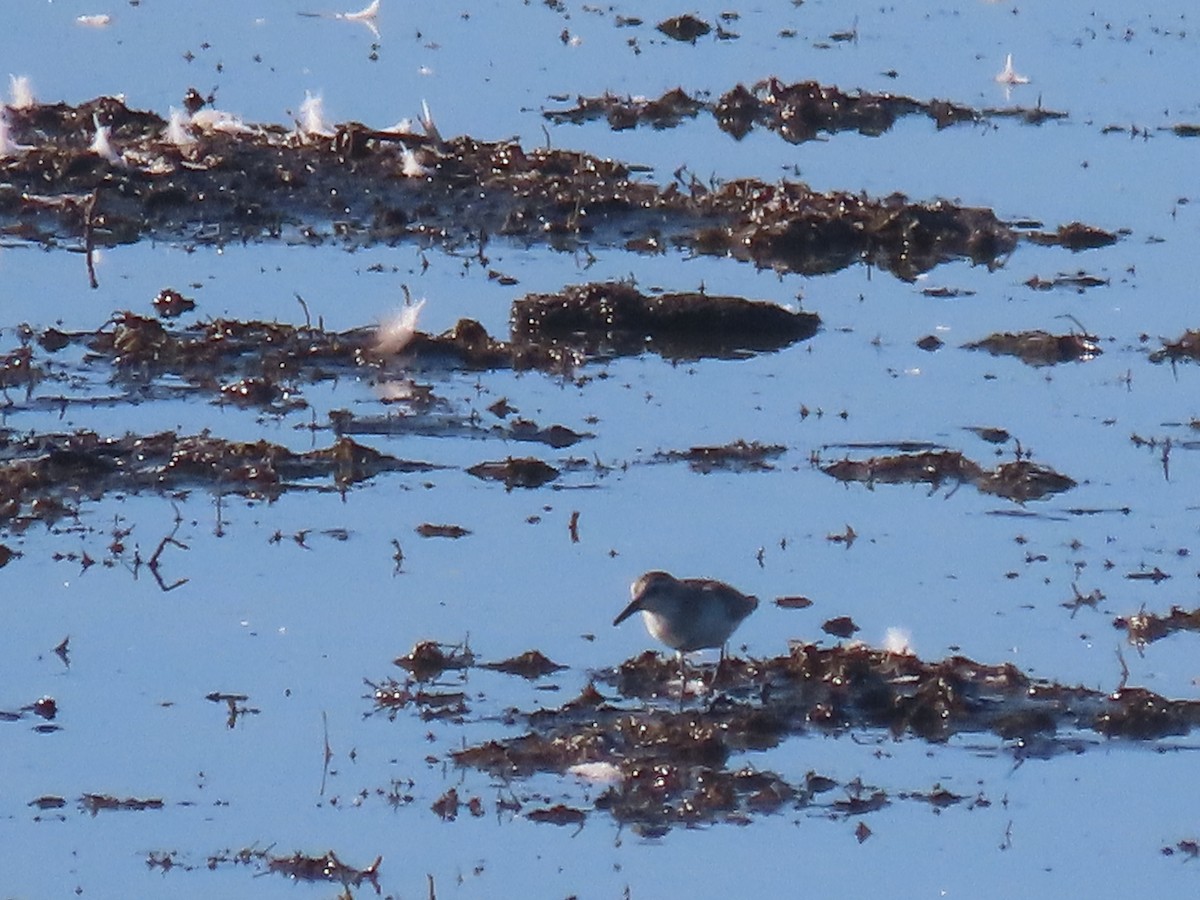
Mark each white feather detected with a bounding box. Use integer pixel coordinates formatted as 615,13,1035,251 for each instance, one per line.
374,299,425,354
164,108,197,147
339,0,379,21
0,110,33,156
400,147,428,178
89,114,124,166
8,75,35,110
995,53,1030,86
299,91,334,138
883,627,913,655
419,99,441,143
190,108,253,135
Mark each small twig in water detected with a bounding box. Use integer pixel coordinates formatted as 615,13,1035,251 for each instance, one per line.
83,189,100,289
295,292,312,329
320,711,333,796
148,521,189,592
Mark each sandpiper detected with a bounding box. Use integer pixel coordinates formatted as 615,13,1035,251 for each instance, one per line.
613,570,758,659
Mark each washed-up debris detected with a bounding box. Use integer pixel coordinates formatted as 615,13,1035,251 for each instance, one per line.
820,448,1076,502
597,757,812,830
430,786,485,819
365,677,470,721
428,640,1200,831
415,523,471,538
394,640,475,681
16,282,809,393
330,407,589,446
29,795,67,810
481,650,568,679
963,330,1101,365
376,643,1200,763
1149,331,1200,364
404,318,565,371
1024,271,1109,291
920,286,976,298
656,14,711,43
1114,606,1200,647
0,695,58,725
718,79,932,141
654,440,786,473
37,328,70,352
204,691,248,704
265,851,382,889
903,784,966,809
467,457,560,489
526,803,588,826
21,313,377,411
822,616,859,638
31,696,56,719
367,678,412,710
511,282,819,359
967,427,1011,444
0,430,435,527
487,398,516,417
151,288,196,318
985,102,1068,127
0,96,1095,281
413,690,471,722
1026,222,1119,251
699,183,1021,281
1163,839,1200,859
432,787,462,820
0,391,592,533
508,420,589,448
215,376,291,408
548,79,1066,144
0,345,37,391
81,794,164,814
975,460,1077,502
827,524,858,546
204,692,259,728
147,847,382,891
544,88,703,131
1125,566,1170,583
775,596,813,609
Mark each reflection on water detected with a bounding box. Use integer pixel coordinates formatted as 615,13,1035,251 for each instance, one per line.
3,1,1200,898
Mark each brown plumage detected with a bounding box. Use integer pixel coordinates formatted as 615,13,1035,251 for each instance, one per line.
613,570,757,653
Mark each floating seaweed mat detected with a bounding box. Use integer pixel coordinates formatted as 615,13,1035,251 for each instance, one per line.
0,96,1100,279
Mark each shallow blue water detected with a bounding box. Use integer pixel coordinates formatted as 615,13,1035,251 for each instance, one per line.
3,1,1200,898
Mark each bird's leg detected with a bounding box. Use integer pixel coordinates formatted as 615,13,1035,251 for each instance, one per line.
677,651,687,709
712,644,728,689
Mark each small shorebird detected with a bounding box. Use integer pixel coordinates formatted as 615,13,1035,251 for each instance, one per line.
613,571,758,690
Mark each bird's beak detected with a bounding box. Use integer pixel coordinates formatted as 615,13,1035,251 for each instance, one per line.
612,598,642,626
